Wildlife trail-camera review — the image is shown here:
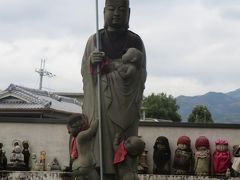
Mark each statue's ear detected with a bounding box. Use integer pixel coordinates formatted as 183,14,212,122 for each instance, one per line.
128,8,131,23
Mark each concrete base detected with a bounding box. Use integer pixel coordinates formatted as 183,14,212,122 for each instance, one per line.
0,171,71,180
0,172,239,180
138,174,239,180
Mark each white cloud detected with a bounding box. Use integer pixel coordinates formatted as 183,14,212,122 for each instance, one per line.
0,0,240,96
145,76,239,97
0,37,84,92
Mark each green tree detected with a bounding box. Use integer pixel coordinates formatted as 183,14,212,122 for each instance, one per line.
188,105,214,123
142,93,181,122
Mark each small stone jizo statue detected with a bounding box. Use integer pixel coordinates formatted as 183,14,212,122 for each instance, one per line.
30,153,40,171
153,136,171,175
172,135,194,175
22,140,30,170
194,136,211,176
138,149,148,174
232,145,240,177
213,139,231,176
0,142,7,170
8,140,26,170
39,150,46,171
49,157,61,171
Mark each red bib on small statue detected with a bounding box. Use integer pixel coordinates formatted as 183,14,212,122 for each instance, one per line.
114,141,127,165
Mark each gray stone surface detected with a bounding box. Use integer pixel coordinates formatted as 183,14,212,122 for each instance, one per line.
0,172,238,180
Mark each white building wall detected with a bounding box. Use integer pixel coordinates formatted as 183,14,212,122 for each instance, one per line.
0,122,240,173
0,122,70,168
139,125,240,173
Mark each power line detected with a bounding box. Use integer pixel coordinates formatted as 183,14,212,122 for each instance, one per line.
35,59,55,90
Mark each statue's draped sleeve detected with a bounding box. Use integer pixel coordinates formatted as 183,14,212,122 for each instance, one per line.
81,35,98,124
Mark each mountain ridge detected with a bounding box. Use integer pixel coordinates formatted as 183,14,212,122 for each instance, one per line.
176,88,240,123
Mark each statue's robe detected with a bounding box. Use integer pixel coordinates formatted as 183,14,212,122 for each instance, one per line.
173,148,194,175
81,29,146,174
194,149,211,176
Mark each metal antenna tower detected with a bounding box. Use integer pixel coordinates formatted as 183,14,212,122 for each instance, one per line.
35,59,55,90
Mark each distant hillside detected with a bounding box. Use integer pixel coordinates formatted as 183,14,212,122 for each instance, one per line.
176,89,240,123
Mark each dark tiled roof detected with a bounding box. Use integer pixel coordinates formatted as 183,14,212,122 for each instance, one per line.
0,84,81,113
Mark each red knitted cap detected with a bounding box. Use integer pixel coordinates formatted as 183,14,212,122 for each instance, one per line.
215,139,228,145
177,136,191,146
195,136,210,149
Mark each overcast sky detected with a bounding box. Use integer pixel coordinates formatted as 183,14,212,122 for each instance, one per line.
0,0,240,97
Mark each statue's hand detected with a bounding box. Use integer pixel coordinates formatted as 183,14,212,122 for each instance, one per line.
90,119,99,132
90,50,105,64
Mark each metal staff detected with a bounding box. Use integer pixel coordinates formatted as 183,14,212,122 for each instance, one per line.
95,0,103,179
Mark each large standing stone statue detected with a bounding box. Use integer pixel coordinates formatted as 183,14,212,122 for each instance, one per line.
81,0,146,178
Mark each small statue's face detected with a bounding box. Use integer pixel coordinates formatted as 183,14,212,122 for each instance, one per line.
104,2,129,29
14,145,22,153
216,144,228,151
23,142,29,149
177,143,188,150
157,143,167,150
32,153,37,159
197,146,208,151
41,151,46,156
67,124,81,137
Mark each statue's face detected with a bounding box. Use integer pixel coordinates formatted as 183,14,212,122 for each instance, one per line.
23,142,29,149
104,1,130,30
32,154,37,159
216,144,228,151
157,143,167,150
67,123,80,137
177,143,188,150
14,145,22,153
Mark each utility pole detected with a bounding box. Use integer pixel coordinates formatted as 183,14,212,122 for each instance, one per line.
35,59,55,90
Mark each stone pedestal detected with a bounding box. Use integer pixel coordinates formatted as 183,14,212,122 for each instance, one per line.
0,172,239,180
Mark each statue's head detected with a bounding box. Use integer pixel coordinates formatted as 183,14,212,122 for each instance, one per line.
154,136,170,150
14,145,22,153
67,114,89,137
32,153,37,159
104,0,130,30
195,136,210,150
177,136,191,150
124,136,145,157
22,140,29,149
